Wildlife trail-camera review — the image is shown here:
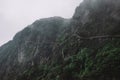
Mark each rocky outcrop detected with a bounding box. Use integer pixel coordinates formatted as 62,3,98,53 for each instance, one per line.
73,0,120,36
0,17,70,80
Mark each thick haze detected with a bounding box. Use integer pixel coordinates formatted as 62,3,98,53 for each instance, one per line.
0,0,83,46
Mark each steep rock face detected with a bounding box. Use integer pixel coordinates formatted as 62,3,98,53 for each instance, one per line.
52,0,120,79
73,0,120,36
0,0,120,80
58,0,120,57
13,17,68,64
0,17,70,80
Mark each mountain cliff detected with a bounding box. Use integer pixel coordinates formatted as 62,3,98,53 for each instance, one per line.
0,0,120,80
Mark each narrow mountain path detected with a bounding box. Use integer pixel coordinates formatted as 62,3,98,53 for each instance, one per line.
60,34,120,45
73,34,120,40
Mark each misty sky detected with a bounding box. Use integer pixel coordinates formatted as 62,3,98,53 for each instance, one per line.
0,0,83,46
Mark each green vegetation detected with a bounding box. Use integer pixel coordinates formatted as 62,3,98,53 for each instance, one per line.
17,39,120,80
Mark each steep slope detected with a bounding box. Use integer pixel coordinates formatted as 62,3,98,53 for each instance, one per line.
52,0,120,79
0,0,120,80
57,0,120,57
0,17,70,80
73,0,120,36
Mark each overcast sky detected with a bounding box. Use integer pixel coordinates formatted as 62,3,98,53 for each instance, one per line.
0,0,83,46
